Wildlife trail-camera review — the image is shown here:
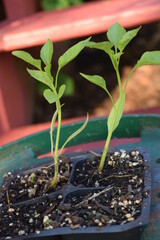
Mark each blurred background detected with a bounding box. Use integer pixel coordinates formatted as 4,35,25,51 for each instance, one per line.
0,0,160,139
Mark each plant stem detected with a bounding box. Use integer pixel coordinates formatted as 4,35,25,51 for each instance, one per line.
98,131,112,172
50,100,62,188
55,69,60,89
99,66,122,172
115,67,122,94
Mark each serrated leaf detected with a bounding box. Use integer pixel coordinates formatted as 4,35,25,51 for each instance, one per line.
40,39,53,65
58,37,91,71
88,41,113,54
80,73,107,91
27,69,53,88
107,22,126,46
59,113,89,156
43,84,65,104
137,51,160,67
118,27,141,51
12,51,41,70
108,92,125,134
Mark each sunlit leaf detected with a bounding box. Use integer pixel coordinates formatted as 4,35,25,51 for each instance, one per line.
80,73,107,91
118,27,141,51
43,84,65,103
107,92,125,133
44,64,52,75
12,51,41,70
137,51,160,67
58,37,91,71
107,22,126,46
40,39,53,65
27,69,53,88
88,41,113,54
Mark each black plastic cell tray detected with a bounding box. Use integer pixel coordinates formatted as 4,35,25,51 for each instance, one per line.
0,148,151,240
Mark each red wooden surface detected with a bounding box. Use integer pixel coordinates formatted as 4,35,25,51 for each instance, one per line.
0,0,38,135
0,0,160,51
0,0,160,136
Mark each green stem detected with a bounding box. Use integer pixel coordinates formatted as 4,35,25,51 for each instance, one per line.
98,131,112,172
115,67,122,94
55,69,60,89
99,62,122,172
50,100,62,188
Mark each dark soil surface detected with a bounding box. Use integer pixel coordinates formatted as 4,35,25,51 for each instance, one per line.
0,194,61,239
0,150,149,239
71,150,144,188
0,157,72,205
59,150,147,229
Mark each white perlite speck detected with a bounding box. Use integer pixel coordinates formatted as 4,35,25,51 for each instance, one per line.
43,215,49,223
29,218,34,223
18,230,25,236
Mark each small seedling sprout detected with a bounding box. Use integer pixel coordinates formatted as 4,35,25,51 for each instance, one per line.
12,38,91,188
80,22,160,172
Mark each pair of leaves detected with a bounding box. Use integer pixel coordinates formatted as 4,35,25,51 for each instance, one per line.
44,85,66,104
12,38,53,69
107,22,141,52
12,39,54,91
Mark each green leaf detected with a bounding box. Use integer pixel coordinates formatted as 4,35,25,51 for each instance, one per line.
108,92,125,134
117,27,141,51
80,73,107,91
44,64,52,75
27,69,53,88
88,41,113,54
107,22,126,46
58,84,66,98
12,51,41,70
40,39,53,66
59,113,89,156
137,51,160,67
80,73,114,105
43,89,58,103
43,84,66,103
58,37,91,71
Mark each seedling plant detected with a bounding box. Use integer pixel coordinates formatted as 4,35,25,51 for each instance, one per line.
12,38,91,188
12,22,160,186
81,22,160,172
